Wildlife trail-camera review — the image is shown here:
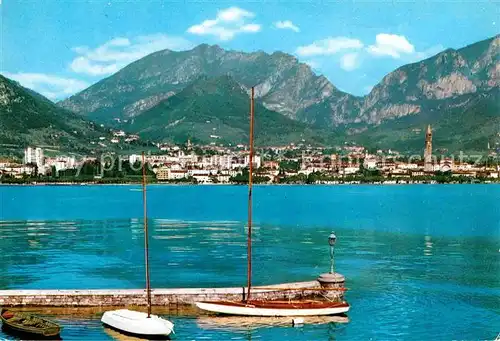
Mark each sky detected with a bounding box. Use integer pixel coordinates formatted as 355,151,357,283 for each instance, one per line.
1,0,498,100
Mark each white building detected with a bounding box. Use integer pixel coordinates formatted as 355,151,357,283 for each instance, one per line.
168,169,188,180
208,154,233,169
363,157,377,170
244,155,262,169
45,156,77,172
24,147,44,168
190,170,212,183
342,166,360,175
187,169,218,177
1,164,35,177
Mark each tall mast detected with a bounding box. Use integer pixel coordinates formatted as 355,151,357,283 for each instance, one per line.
247,87,255,301
141,152,152,318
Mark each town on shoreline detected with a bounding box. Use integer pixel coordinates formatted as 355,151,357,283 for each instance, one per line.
1,126,499,185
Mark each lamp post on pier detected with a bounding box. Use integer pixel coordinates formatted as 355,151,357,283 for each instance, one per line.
328,232,336,274
317,232,345,296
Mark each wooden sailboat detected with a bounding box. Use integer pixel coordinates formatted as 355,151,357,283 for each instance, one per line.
101,152,174,337
195,88,350,317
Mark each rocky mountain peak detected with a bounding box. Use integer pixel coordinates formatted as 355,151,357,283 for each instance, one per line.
58,35,498,131
59,43,350,123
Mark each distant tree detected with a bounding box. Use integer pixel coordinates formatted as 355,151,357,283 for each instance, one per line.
51,166,57,178
279,160,300,172
27,162,38,177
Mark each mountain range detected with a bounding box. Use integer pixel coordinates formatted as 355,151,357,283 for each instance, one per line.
1,35,498,153
129,75,338,145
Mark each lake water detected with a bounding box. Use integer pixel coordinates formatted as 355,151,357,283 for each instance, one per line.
0,184,499,340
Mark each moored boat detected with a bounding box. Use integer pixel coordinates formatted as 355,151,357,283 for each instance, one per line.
195,87,351,317
101,309,174,338
195,300,350,317
100,152,174,337
1,308,61,337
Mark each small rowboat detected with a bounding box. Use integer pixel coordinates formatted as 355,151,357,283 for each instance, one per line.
100,154,174,338
195,300,350,317
1,308,62,338
101,309,174,338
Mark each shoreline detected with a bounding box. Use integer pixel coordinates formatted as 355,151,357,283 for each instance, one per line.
0,181,499,186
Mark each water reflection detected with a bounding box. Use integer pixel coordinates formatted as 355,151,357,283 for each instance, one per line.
196,315,349,331
0,218,498,339
1,218,498,291
424,235,433,256
103,327,171,341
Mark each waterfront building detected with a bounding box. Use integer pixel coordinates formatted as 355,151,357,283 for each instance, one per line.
424,125,433,172
165,169,188,180
188,169,218,177
216,174,231,183
411,170,425,177
24,147,44,168
210,154,233,169
439,158,454,173
363,157,378,170
1,164,35,178
263,160,279,170
155,166,169,180
244,155,261,169
452,171,476,178
45,156,77,172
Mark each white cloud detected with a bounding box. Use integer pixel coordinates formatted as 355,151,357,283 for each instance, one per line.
187,7,261,41
296,37,363,57
241,24,261,33
340,53,360,71
70,33,193,76
274,20,300,33
367,33,415,59
2,72,89,100
217,7,253,22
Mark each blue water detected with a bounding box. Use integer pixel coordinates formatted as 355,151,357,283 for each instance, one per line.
0,184,499,340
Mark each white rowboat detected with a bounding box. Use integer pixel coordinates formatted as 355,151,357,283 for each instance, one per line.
101,153,174,337
101,309,174,337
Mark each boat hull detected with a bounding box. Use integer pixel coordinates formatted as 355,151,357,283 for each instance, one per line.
195,300,350,317
101,309,174,337
0,309,61,337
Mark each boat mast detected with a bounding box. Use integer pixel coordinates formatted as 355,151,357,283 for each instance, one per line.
141,152,152,318
247,87,255,301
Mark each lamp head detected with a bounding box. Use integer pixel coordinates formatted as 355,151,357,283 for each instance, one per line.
328,232,336,246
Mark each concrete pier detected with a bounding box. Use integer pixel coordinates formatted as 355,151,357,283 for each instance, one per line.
0,279,346,307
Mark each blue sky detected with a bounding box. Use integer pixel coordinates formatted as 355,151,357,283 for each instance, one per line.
1,0,498,100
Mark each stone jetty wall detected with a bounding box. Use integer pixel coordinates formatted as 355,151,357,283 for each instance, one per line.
0,280,346,307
